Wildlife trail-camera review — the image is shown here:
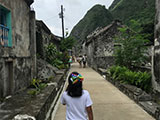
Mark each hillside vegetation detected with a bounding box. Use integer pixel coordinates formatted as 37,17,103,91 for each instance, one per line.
109,0,155,25
70,4,113,44
109,0,155,43
70,0,155,52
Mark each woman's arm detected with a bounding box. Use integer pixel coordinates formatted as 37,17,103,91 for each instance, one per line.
86,106,93,120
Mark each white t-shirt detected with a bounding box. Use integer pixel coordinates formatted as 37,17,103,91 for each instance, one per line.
61,90,93,120
82,56,87,62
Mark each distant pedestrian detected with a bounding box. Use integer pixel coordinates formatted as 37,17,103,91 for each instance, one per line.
72,55,76,62
68,56,72,68
77,55,83,68
82,54,87,68
61,72,93,120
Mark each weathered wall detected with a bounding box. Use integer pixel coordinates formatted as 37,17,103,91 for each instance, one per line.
37,59,58,81
50,34,61,51
36,20,61,59
152,0,160,92
85,21,122,70
36,20,51,59
85,41,95,68
0,0,36,98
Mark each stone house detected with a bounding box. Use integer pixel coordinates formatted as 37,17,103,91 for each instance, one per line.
0,0,36,98
152,0,160,93
50,34,61,50
36,20,61,60
85,20,123,70
36,20,62,81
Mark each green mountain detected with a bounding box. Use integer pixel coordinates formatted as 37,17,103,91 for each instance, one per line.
70,4,113,44
109,0,155,25
109,0,121,10
70,0,155,51
109,0,155,43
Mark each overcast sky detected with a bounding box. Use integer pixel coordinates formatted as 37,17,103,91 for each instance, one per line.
32,0,114,37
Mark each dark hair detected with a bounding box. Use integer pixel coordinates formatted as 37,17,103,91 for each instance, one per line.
66,72,83,97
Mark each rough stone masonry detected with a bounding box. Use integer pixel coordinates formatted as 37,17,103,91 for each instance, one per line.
152,0,160,93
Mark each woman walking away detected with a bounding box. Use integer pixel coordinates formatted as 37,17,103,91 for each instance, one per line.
82,54,87,68
77,55,83,68
61,72,93,120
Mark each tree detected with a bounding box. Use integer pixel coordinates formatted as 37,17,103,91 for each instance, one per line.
59,37,76,67
114,27,149,69
60,37,76,52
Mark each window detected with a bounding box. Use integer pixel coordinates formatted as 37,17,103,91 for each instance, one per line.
0,5,12,47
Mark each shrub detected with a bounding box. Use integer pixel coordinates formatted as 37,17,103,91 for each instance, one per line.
45,43,66,69
134,72,151,92
114,27,149,69
39,83,47,90
28,78,48,96
27,89,38,96
108,66,128,80
108,66,151,92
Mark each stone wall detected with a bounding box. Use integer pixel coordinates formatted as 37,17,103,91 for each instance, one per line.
37,59,58,81
36,20,61,60
0,70,67,120
36,20,51,59
152,0,160,92
94,56,114,70
105,73,160,120
0,0,36,98
50,34,61,51
85,20,122,70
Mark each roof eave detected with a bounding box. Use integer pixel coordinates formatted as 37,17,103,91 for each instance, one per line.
24,0,34,6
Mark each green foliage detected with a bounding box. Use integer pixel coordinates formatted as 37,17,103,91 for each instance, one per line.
109,0,123,11
52,58,63,69
114,26,149,68
31,78,41,91
27,89,38,96
110,0,155,25
45,43,57,63
31,78,47,90
128,20,142,32
108,65,128,80
45,37,75,69
70,0,155,54
110,0,155,44
28,78,48,96
60,37,76,52
70,4,113,51
39,83,47,90
140,21,154,44
45,43,67,69
59,36,75,67
108,66,152,92
128,20,154,44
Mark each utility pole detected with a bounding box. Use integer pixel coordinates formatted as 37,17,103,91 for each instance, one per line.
59,5,65,40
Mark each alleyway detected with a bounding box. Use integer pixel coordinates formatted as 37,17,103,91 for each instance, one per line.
52,62,155,120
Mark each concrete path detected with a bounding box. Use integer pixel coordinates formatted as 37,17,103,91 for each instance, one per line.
52,62,155,120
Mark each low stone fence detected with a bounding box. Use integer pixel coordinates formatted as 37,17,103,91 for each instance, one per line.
0,69,68,120
88,56,114,71
98,68,160,120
